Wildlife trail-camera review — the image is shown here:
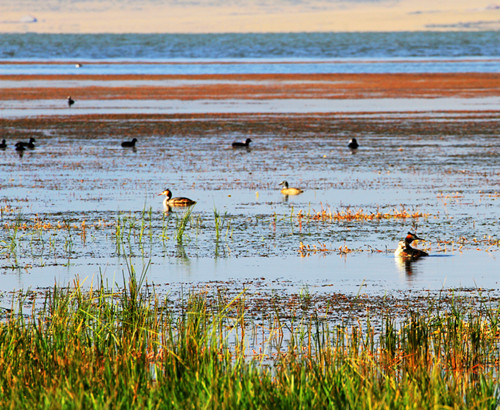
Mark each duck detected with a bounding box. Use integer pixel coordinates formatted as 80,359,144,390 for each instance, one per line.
121,138,137,148
67,96,75,108
0,139,6,149
348,138,359,149
394,232,429,260
232,138,252,148
159,189,196,207
279,181,304,196
15,138,36,150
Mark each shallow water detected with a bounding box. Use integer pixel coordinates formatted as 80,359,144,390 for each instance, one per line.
0,112,498,296
1,97,500,118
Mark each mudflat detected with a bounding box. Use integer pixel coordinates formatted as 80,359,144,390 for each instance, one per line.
0,73,498,100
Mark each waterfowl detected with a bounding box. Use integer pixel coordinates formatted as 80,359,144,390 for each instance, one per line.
159,189,196,207
232,138,252,148
25,137,36,149
394,232,429,260
279,181,303,196
121,138,137,148
0,139,6,149
15,138,36,150
67,96,75,108
348,138,359,149
75,63,82,68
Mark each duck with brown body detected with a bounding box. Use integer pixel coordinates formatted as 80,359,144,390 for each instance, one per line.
232,138,252,148
159,189,196,208
394,232,429,260
279,181,304,196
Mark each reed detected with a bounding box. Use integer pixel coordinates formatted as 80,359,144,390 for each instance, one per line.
175,207,193,244
0,277,498,408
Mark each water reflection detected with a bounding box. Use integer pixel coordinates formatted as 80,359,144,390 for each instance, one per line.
395,256,422,278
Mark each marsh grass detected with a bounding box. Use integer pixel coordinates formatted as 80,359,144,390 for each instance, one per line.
174,207,193,244
0,275,499,408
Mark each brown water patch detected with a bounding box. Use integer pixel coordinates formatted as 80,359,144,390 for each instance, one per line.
0,73,498,100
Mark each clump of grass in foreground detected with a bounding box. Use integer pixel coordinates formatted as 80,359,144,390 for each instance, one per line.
0,280,499,408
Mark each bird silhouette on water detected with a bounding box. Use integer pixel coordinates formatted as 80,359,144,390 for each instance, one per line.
121,138,138,148
348,138,359,149
232,138,252,148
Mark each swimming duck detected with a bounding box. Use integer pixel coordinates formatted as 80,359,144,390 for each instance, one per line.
0,139,6,149
159,189,196,207
121,138,137,148
232,138,252,148
394,232,428,259
348,138,359,149
67,96,75,108
279,181,304,196
15,138,36,150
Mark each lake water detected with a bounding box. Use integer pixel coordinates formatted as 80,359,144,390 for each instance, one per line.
0,32,498,299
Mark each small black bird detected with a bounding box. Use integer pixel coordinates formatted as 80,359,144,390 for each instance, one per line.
232,138,252,148
348,138,359,149
0,139,6,149
121,138,138,148
67,96,75,108
15,138,36,150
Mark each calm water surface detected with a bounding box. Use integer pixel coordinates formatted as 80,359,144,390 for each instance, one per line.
0,119,498,296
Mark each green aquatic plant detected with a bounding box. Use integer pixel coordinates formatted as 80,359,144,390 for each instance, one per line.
0,277,499,407
175,207,193,244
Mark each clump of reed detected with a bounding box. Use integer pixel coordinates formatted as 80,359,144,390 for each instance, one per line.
0,277,499,408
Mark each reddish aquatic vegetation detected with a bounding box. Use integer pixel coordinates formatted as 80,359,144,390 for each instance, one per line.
298,242,356,257
2,215,112,232
298,206,430,223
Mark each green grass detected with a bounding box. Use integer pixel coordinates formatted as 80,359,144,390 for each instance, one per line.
0,275,499,408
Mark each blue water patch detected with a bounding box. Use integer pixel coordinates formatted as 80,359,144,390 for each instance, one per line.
1,58,499,75
1,32,499,60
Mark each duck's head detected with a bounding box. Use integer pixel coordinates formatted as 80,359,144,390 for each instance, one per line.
245,138,252,144
159,189,172,199
132,138,137,143
405,232,425,244
29,138,36,143
279,181,289,188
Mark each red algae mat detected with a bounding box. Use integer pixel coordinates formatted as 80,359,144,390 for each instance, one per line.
0,73,499,100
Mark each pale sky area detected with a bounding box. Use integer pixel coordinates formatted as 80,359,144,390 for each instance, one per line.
0,0,499,33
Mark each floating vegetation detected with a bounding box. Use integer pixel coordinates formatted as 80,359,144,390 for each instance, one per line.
298,241,357,257
297,205,431,223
